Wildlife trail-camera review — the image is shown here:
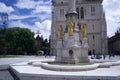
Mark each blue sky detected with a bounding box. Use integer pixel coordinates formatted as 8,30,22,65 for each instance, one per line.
0,0,120,38
0,0,51,38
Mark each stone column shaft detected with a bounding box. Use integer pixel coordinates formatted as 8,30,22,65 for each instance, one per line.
69,0,76,11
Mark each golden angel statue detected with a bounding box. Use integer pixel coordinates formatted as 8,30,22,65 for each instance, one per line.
81,24,87,38
57,25,63,39
68,21,75,36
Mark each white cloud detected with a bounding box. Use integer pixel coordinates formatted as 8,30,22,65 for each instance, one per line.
14,0,51,9
9,20,51,39
32,5,51,14
9,20,31,28
35,20,51,38
9,14,37,20
14,0,52,21
14,0,37,9
14,0,51,17
35,20,51,32
0,2,14,14
103,0,120,37
8,12,51,21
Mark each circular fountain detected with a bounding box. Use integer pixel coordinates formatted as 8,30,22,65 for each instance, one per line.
28,57,120,72
28,0,120,72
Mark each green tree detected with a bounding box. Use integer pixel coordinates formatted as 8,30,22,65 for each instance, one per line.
14,28,35,54
0,35,4,54
0,27,35,55
15,47,23,54
0,29,6,54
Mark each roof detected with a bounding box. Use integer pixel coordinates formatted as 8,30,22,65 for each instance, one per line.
36,35,41,40
108,33,120,43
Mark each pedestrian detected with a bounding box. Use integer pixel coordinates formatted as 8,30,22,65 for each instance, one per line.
109,53,112,59
103,54,106,60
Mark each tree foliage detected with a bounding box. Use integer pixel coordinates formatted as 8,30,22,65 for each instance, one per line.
0,27,35,55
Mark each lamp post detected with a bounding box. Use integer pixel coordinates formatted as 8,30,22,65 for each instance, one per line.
1,13,8,55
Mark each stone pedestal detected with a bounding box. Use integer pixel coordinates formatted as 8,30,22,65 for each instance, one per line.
55,39,63,62
56,46,90,63
55,35,89,63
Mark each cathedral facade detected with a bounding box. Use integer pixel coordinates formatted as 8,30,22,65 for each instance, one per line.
51,0,108,55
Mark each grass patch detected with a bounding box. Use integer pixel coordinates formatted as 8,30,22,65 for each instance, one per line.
0,55,20,58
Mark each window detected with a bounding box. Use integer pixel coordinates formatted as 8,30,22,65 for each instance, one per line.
61,1,63,4
60,9,64,16
69,50,73,57
80,7,84,19
91,6,95,16
93,24,94,30
93,35,95,40
76,8,79,19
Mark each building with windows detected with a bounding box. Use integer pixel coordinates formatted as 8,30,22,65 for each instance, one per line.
51,0,108,55
108,33,120,55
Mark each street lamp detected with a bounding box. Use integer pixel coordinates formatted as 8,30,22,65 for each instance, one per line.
1,13,8,30
1,13,8,55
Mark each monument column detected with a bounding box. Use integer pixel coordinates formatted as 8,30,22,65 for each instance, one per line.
69,0,76,11
55,0,89,64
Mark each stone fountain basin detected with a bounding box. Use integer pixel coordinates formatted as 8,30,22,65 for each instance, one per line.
40,62,99,71
28,60,120,71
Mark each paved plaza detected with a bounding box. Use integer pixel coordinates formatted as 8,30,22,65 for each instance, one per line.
0,56,52,80
0,55,120,80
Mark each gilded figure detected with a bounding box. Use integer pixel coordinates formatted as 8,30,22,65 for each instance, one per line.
57,25,63,39
81,24,87,38
68,21,75,36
